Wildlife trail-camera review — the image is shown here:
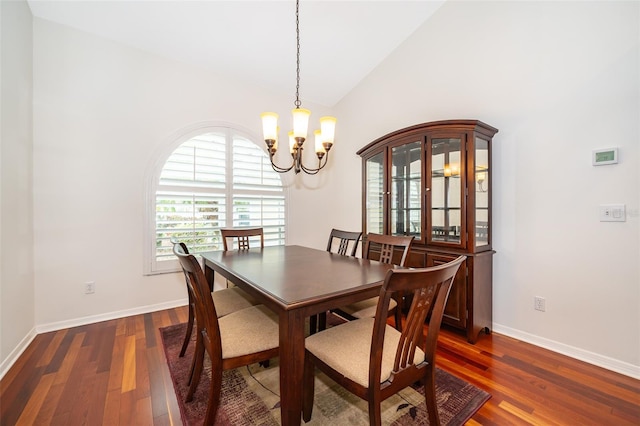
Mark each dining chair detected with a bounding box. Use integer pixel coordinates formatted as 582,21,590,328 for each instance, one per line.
172,240,259,358
173,244,280,425
314,229,364,333
302,255,465,426
326,228,362,256
332,233,414,331
221,227,264,251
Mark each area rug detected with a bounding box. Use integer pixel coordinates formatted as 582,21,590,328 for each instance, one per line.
160,323,489,425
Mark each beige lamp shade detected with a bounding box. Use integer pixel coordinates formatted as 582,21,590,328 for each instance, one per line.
292,108,310,139
319,116,336,144
261,112,279,141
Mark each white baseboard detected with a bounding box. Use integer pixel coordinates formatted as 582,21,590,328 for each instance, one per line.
0,327,37,381
36,298,189,334
493,323,640,379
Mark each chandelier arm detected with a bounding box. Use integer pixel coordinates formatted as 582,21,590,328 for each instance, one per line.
268,154,296,173
299,151,330,174
270,163,295,173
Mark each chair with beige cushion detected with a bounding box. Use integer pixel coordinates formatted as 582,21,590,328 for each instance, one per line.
332,233,414,331
173,244,280,425
172,239,258,357
302,255,465,426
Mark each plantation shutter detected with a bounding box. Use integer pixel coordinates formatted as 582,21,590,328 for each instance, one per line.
154,129,285,267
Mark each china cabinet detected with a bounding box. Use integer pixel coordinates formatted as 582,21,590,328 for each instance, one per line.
358,120,498,343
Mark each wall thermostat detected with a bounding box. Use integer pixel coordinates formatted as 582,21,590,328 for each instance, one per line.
592,148,618,166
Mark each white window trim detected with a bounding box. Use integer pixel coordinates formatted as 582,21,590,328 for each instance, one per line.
143,121,290,275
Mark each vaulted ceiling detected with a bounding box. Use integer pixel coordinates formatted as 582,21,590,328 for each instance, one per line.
27,1,444,106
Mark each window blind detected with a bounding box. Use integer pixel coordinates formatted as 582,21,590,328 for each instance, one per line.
154,129,285,266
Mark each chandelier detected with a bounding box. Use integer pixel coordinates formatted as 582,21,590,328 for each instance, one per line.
260,0,336,175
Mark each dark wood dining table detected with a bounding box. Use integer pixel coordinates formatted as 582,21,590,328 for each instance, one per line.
200,244,395,426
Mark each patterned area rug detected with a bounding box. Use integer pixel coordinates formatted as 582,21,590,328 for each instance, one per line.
160,322,489,425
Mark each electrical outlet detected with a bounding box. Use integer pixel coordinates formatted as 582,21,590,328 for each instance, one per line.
85,281,96,294
534,296,546,312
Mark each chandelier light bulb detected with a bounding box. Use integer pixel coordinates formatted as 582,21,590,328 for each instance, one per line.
314,130,324,154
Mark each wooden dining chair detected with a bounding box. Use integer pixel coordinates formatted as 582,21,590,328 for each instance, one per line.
302,255,465,426
326,228,362,256
314,229,364,333
173,245,280,425
172,240,258,358
220,227,264,251
332,233,414,331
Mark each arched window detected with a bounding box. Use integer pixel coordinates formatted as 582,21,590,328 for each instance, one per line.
145,125,286,274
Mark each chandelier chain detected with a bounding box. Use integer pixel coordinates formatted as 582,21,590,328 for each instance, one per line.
295,0,301,109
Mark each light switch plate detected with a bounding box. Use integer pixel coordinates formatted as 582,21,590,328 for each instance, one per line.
599,204,626,222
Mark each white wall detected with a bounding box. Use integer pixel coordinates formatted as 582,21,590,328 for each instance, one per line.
31,18,333,329
332,1,639,375
0,0,35,376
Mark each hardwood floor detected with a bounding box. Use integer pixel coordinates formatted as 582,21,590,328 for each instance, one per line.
1,306,638,425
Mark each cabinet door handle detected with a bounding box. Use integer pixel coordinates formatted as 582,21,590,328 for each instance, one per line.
425,188,431,191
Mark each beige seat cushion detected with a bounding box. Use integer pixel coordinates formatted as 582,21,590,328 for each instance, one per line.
212,287,259,317
219,305,279,359
305,317,424,387
338,296,397,319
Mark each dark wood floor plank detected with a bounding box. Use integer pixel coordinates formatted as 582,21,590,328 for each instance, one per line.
102,388,121,425
144,312,158,349
50,334,91,422
135,324,151,402
0,330,54,425
33,380,64,424
96,324,117,374
84,370,110,425
44,326,85,375
107,332,126,393
14,373,55,425
36,329,68,368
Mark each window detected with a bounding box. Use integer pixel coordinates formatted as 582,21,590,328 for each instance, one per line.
146,125,286,274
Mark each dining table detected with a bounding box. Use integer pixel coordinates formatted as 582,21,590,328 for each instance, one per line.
200,244,395,426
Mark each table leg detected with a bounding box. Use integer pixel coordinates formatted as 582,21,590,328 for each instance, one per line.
279,309,305,426
204,264,214,292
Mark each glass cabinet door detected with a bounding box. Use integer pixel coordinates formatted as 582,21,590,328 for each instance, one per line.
475,137,490,247
390,141,422,240
365,151,385,235
429,137,464,246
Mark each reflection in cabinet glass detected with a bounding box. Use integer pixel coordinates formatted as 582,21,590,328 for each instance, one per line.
430,138,463,244
391,141,421,239
475,137,490,247
365,152,384,235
